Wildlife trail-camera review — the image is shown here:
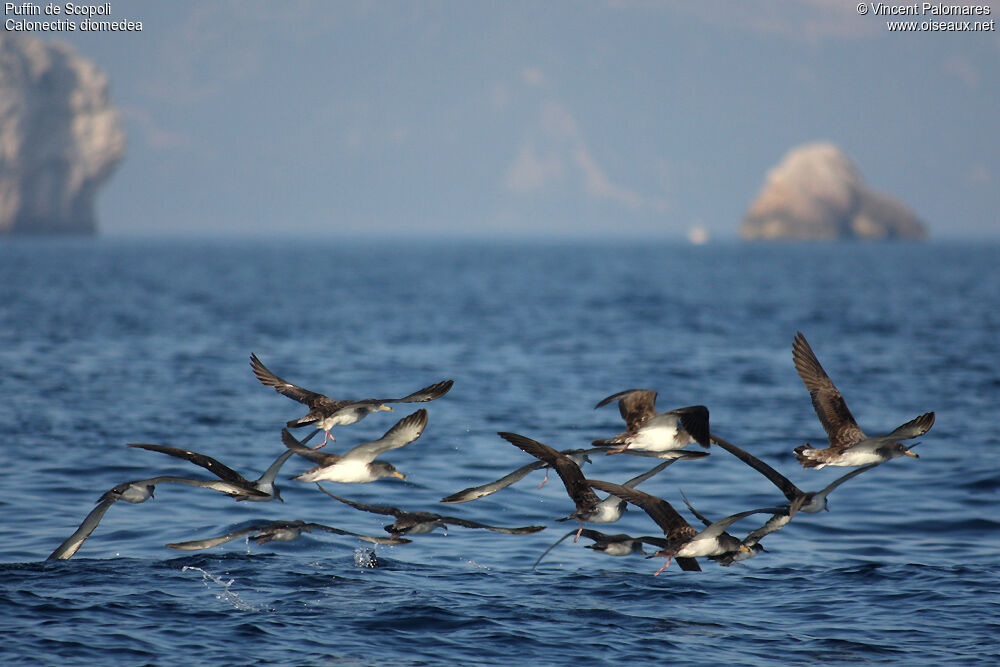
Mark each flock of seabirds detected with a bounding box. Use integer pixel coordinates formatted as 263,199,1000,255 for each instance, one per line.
47,332,935,574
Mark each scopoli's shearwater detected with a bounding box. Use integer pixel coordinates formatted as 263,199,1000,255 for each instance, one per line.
720,494,808,566
282,409,427,483
592,389,710,455
250,353,452,448
47,476,270,560
680,490,806,566
790,332,934,468
711,433,880,513
127,443,294,501
166,519,410,550
532,528,674,569
316,485,545,537
587,479,782,574
497,432,675,541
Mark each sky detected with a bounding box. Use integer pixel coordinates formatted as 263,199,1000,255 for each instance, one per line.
19,0,1000,239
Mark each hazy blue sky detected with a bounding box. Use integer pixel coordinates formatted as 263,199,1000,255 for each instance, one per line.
38,1,1000,239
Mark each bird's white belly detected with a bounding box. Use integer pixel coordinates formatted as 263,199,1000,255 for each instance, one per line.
829,448,884,467
298,459,372,483
317,412,362,430
798,496,825,513
268,528,302,542
404,522,439,535
589,499,626,523
599,542,640,556
118,485,154,503
630,421,685,451
675,536,731,558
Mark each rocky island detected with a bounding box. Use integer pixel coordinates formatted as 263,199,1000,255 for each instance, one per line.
741,142,927,241
0,34,125,236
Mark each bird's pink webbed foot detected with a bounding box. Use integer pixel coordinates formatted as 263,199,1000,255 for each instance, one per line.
653,554,674,576
312,430,335,450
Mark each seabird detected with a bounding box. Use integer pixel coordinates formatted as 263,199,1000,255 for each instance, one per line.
497,432,675,541
316,485,546,537
587,479,782,574
250,353,452,448
711,433,880,513
720,494,808,566
127,443,294,501
592,389,711,455
791,332,934,468
166,519,410,550
440,447,706,504
680,490,806,566
47,476,271,560
532,528,672,569
282,409,427,483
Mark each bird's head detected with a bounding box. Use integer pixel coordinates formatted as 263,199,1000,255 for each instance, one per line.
373,461,407,480
884,441,919,460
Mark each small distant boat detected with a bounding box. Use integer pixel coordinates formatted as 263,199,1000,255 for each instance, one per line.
687,225,709,245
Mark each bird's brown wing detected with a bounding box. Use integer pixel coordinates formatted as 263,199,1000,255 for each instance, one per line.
595,389,658,432
498,432,602,510
793,332,866,451
314,485,407,518
127,443,248,484
885,412,935,440
281,429,341,465
250,353,327,407
711,433,803,503
587,478,696,545
439,459,547,503
380,380,455,404
303,523,412,545
437,516,546,534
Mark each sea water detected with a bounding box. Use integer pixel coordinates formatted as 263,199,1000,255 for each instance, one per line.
0,238,997,665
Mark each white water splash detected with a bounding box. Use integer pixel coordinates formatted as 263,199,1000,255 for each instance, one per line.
181,566,268,612
353,547,378,568
463,559,491,571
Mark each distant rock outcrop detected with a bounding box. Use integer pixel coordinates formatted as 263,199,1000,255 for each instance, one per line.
0,35,125,235
741,143,927,241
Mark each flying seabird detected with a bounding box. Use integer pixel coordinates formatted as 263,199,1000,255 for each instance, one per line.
47,476,270,560
497,432,675,541
587,479,782,574
592,389,711,455
531,528,673,569
711,433,880,513
440,447,706,504
250,353,452,448
790,332,934,468
680,490,806,566
719,494,808,566
316,485,546,537
282,409,427,483
166,519,410,550
127,443,294,501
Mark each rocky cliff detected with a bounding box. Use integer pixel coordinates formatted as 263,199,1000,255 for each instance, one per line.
0,35,125,235
741,143,927,241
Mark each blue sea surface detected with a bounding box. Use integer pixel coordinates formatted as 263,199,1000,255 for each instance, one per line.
0,238,998,665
